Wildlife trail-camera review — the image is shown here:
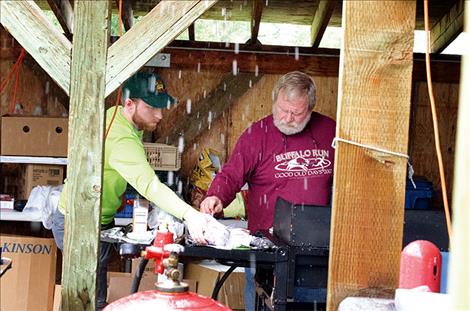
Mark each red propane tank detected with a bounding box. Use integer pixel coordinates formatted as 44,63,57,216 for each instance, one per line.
399,240,442,292
104,290,231,311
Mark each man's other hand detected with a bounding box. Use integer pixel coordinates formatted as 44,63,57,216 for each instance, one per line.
200,196,223,215
183,208,208,244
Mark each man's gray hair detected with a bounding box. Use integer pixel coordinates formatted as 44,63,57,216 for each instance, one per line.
272,71,316,110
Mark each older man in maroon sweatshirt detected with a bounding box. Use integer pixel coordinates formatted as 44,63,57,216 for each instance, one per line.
200,71,336,234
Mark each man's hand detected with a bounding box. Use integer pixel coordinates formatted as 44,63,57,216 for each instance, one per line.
182,207,208,244
200,196,223,215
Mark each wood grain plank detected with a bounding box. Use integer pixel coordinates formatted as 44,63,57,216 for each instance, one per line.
61,1,110,310
0,0,71,94
105,0,217,97
328,1,416,309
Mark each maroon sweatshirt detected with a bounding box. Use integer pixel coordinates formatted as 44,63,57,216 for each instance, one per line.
207,112,336,233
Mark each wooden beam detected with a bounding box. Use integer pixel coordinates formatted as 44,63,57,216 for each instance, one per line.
449,2,469,308
188,23,195,41
119,0,134,31
162,42,460,83
327,1,416,310
61,0,110,309
412,55,460,84
310,0,337,48
248,0,263,45
165,44,340,77
105,0,217,97
162,72,262,146
0,0,71,95
47,0,74,37
430,0,464,54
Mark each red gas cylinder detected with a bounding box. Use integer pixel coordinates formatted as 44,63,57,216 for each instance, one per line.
104,290,231,310
105,241,231,311
399,240,442,292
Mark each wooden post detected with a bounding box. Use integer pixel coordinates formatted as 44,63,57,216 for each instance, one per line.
449,1,469,308
327,1,416,310
61,0,110,310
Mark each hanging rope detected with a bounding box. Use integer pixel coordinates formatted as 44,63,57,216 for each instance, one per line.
0,48,26,112
11,52,24,113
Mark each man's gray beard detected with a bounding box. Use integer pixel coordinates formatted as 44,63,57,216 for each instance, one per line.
273,112,311,135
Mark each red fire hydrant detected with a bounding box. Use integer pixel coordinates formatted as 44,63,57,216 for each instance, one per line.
399,240,442,292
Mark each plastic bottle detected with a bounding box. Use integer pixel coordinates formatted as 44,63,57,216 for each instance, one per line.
132,196,149,233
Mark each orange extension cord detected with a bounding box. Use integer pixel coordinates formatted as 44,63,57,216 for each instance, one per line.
424,0,452,238
0,48,26,113
104,0,123,140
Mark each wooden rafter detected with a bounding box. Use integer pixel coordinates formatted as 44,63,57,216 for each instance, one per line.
105,0,217,97
248,0,263,45
61,0,110,309
311,0,337,48
163,72,262,146
118,0,134,31
327,1,416,309
0,0,71,94
188,23,195,41
46,0,74,37
161,42,460,83
430,0,464,54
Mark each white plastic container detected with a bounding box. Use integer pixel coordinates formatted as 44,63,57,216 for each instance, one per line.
132,197,149,233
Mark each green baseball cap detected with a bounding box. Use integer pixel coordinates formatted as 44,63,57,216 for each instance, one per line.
123,72,175,109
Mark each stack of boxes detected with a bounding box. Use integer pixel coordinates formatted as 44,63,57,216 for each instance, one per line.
0,115,68,208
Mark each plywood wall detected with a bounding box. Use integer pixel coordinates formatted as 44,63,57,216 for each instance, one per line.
157,66,459,212
155,70,341,179
410,81,459,207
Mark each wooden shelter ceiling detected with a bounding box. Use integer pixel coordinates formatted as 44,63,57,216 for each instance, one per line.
32,0,463,53
36,0,459,29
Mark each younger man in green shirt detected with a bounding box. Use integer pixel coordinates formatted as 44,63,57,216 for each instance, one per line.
52,72,212,310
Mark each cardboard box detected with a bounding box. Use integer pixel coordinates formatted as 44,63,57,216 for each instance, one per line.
52,285,61,311
0,194,14,210
107,271,131,286
17,164,64,200
184,260,245,310
0,235,57,311
0,115,68,157
131,258,155,278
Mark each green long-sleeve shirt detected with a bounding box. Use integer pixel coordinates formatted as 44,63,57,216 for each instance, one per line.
58,106,190,225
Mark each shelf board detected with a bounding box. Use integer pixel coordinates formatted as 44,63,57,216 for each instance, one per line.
0,209,42,222
0,156,67,165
